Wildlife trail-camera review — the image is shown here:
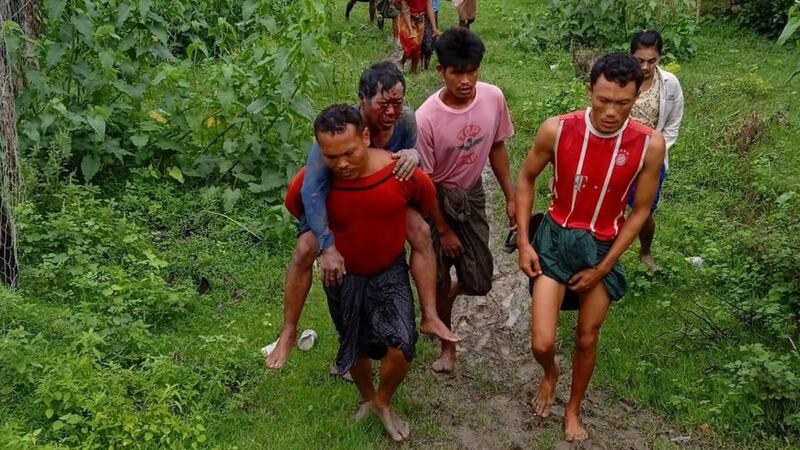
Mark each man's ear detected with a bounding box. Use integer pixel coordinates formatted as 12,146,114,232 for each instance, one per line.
362,126,371,146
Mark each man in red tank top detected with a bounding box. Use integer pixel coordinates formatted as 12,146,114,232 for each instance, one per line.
515,54,666,442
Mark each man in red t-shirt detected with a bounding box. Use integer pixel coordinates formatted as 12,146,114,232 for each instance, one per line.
515,54,666,442
285,105,436,442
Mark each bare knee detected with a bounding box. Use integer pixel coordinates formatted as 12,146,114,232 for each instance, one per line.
386,347,411,364
406,211,432,249
531,336,555,358
291,232,317,268
575,328,600,353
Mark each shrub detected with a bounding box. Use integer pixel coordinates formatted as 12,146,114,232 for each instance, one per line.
516,0,698,61
8,0,331,209
731,0,795,38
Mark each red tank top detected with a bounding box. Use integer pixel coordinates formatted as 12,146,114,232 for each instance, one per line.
548,109,652,240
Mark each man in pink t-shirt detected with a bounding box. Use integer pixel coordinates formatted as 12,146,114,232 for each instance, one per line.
416,28,516,373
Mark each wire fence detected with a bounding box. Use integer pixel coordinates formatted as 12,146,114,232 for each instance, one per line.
0,0,35,287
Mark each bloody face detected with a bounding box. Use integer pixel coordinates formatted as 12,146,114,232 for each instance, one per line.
359,82,406,131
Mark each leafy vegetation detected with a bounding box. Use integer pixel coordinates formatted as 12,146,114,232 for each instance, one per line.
9,0,330,209
730,0,795,38
514,0,699,60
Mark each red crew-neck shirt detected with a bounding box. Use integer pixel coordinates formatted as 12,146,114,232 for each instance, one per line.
285,161,436,275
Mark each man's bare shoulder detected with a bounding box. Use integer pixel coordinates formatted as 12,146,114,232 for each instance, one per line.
540,116,561,134
368,148,396,170
533,116,561,148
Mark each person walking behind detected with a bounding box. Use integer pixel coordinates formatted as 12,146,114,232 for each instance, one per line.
627,30,684,270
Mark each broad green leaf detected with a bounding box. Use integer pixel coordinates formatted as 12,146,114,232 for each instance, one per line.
51,100,68,116
151,66,172,85
233,169,256,182
777,15,800,46
40,113,56,131
45,0,67,22
776,192,796,205
52,420,64,431
98,49,116,70
130,134,148,148
81,154,102,182
218,159,234,174
291,95,315,120
248,169,283,193
247,98,270,114
112,81,145,99
118,34,138,52
139,0,152,18
45,42,67,67
150,44,176,62
71,14,95,40
117,2,133,26
243,0,259,21
45,408,54,419
222,64,234,81
274,48,289,73
280,72,295,102
261,16,278,34
103,138,131,161
87,114,106,141
223,187,242,212
64,414,82,425
167,166,185,184
217,86,234,109
148,24,169,45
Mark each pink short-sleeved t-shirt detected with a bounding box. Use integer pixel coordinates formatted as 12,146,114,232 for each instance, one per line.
416,82,514,189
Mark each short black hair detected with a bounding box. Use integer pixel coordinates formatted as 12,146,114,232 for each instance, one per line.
630,30,663,55
434,27,485,70
358,61,406,101
590,53,644,92
314,104,364,138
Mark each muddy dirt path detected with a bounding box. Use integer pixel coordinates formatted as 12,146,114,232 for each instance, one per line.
403,171,705,449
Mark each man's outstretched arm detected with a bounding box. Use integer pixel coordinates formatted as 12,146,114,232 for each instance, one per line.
516,117,559,278
568,132,667,292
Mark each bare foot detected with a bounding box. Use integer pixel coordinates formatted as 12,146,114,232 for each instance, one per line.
420,315,462,343
532,365,559,417
354,401,372,421
640,254,661,272
564,410,589,442
432,347,455,373
371,403,405,442
389,408,411,439
265,330,297,369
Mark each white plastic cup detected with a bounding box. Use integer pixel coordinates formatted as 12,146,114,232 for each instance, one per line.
297,329,317,352
685,256,704,268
